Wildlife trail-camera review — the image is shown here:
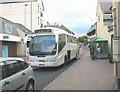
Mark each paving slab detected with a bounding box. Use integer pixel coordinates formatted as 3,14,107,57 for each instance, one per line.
43,46,115,90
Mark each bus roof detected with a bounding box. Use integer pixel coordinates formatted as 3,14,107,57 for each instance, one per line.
34,27,77,38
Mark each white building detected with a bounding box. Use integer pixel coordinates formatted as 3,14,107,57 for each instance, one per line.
0,0,44,32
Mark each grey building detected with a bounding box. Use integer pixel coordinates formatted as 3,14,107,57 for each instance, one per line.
0,17,33,57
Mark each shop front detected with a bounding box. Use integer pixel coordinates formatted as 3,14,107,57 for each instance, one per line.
0,17,21,57
0,34,21,57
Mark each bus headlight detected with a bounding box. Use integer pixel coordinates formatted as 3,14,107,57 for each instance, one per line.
29,59,35,62
29,59,39,62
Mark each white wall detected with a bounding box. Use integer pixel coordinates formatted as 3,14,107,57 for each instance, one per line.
0,0,44,32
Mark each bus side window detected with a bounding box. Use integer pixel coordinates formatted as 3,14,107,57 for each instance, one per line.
67,35,71,43
58,34,66,53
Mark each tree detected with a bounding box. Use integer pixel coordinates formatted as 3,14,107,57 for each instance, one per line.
78,37,84,43
78,35,88,44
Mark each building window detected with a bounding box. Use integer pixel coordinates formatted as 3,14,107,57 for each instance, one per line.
40,23,43,28
3,22,13,34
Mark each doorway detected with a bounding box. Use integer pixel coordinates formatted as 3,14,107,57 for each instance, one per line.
2,45,8,57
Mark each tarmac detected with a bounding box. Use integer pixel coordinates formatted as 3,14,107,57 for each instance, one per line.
43,46,115,90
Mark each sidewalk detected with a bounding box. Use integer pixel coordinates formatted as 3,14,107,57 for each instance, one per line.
43,46,115,90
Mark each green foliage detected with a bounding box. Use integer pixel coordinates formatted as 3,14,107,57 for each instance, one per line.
78,37,84,43
78,35,88,43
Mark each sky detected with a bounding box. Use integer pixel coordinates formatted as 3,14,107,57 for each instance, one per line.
43,0,97,37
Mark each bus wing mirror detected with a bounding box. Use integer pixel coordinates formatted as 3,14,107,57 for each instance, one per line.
24,36,32,44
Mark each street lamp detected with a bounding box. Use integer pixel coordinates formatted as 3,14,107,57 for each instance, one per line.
30,2,32,31
25,4,28,27
24,4,28,57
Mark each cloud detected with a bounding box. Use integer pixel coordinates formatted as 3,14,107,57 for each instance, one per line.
43,0,97,36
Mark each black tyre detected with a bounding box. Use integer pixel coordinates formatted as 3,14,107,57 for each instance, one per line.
63,56,68,66
26,80,34,92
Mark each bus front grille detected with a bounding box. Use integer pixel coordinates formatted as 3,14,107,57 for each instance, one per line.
39,60,45,62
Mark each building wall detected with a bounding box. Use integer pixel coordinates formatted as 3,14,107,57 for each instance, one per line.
2,41,17,57
0,0,44,32
112,1,120,36
115,2,120,36
0,19,3,57
96,3,113,54
88,34,96,42
0,18,2,33
118,2,120,36
0,17,31,57
0,41,2,56
112,1,120,80
0,17,20,57
16,28,26,57
2,18,19,36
